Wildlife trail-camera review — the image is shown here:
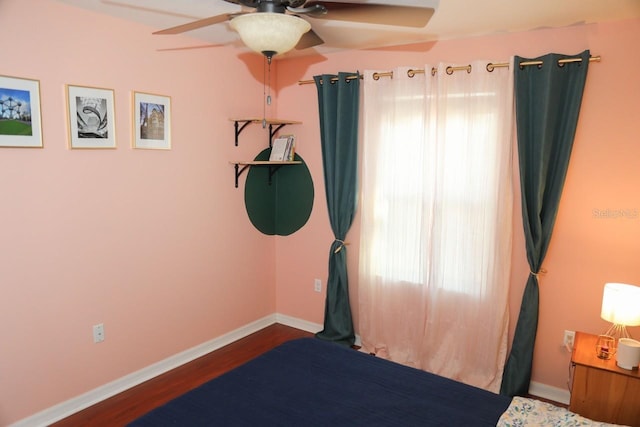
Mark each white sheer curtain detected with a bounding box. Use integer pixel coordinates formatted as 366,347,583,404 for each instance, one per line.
358,60,514,392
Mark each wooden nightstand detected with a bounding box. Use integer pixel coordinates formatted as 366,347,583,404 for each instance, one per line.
569,331,640,426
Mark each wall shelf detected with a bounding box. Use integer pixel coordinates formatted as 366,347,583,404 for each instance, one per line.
230,118,302,147
230,161,302,188
230,118,302,188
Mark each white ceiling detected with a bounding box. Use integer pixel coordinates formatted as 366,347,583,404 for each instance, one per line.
54,0,640,58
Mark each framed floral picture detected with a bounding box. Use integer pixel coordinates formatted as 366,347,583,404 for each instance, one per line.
66,84,116,149
132,91,171,150
0,74,43,148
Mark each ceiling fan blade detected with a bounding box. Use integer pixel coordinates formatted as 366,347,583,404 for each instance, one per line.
157,44,225,52
306,2,435,28
153,13,235,35
101,0,200,20
295,28,324,49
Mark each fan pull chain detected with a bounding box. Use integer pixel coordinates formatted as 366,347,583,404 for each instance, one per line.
262,56,267,128
262,55,274,129
267,56,272,106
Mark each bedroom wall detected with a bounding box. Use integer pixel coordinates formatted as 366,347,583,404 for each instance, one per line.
3,1,639,423
275,18,640,395
0,1,279,424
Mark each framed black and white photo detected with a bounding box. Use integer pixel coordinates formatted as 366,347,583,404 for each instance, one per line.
66,84,116,149
133,91,171,150
0,75,43,148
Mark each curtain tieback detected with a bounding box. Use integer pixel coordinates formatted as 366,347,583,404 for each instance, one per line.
334,239,350,253
530,268,548,277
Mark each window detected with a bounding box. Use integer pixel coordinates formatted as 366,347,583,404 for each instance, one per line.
365,91,505,297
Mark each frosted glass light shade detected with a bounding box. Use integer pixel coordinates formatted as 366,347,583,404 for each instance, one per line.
601,282,640,326
230,13,311,57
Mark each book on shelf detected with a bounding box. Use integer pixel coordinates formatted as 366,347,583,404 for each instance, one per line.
269,134,296,161
285,135,295,161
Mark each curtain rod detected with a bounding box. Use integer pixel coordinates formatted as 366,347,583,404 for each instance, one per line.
297,55,601,85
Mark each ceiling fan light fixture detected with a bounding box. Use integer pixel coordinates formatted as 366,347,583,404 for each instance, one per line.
230,13,311,58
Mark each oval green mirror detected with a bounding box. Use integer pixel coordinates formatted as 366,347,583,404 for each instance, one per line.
244,148,314,236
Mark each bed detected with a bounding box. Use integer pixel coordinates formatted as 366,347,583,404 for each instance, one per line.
128,337,623,426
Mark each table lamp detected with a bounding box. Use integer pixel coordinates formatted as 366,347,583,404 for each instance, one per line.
598,282,640,363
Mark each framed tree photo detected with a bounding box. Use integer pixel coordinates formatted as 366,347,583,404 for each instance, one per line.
133,91,171,150
66,84,116,149
0,75,43,148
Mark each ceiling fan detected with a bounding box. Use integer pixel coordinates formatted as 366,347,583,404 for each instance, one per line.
153,0,436,59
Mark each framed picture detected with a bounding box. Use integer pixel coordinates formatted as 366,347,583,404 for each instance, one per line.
66,84,116,149
133,91,171,150
0,75,43,148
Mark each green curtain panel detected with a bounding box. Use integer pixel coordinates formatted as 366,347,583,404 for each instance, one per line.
244,148,314,236
501,50,590,396
313,72,360,347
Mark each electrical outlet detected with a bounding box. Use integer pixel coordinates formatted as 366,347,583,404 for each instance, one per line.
314,279,322,293
93,323,105,343
563,330,575,350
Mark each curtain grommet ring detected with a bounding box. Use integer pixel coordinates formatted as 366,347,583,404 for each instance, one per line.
486,63,495,72
466,65,472,74
446,66,454,75
372,73,380,81
407,69,416,78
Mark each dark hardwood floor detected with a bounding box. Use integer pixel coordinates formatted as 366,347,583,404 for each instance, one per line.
52,323,313,427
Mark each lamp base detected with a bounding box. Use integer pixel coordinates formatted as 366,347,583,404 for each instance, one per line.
604,323,631,340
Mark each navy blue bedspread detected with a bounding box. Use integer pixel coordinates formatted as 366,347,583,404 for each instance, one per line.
129,337,511,426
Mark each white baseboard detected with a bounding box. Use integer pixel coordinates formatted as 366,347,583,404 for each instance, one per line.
528,381,571,405
13,315,359,426
13,312,564,427
11,315,277,427
276,314,363,347
275,313,323,334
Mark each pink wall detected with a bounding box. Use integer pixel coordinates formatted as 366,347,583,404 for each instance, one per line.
0,1,278,424
276,18,640,393
3,0,640,423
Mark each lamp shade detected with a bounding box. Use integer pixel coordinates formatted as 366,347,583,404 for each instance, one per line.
230,13,311,57
601,282,640,326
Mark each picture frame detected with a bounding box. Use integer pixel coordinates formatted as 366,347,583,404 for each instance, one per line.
132,91,171,150
0,75,43,148
66,84,116,149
